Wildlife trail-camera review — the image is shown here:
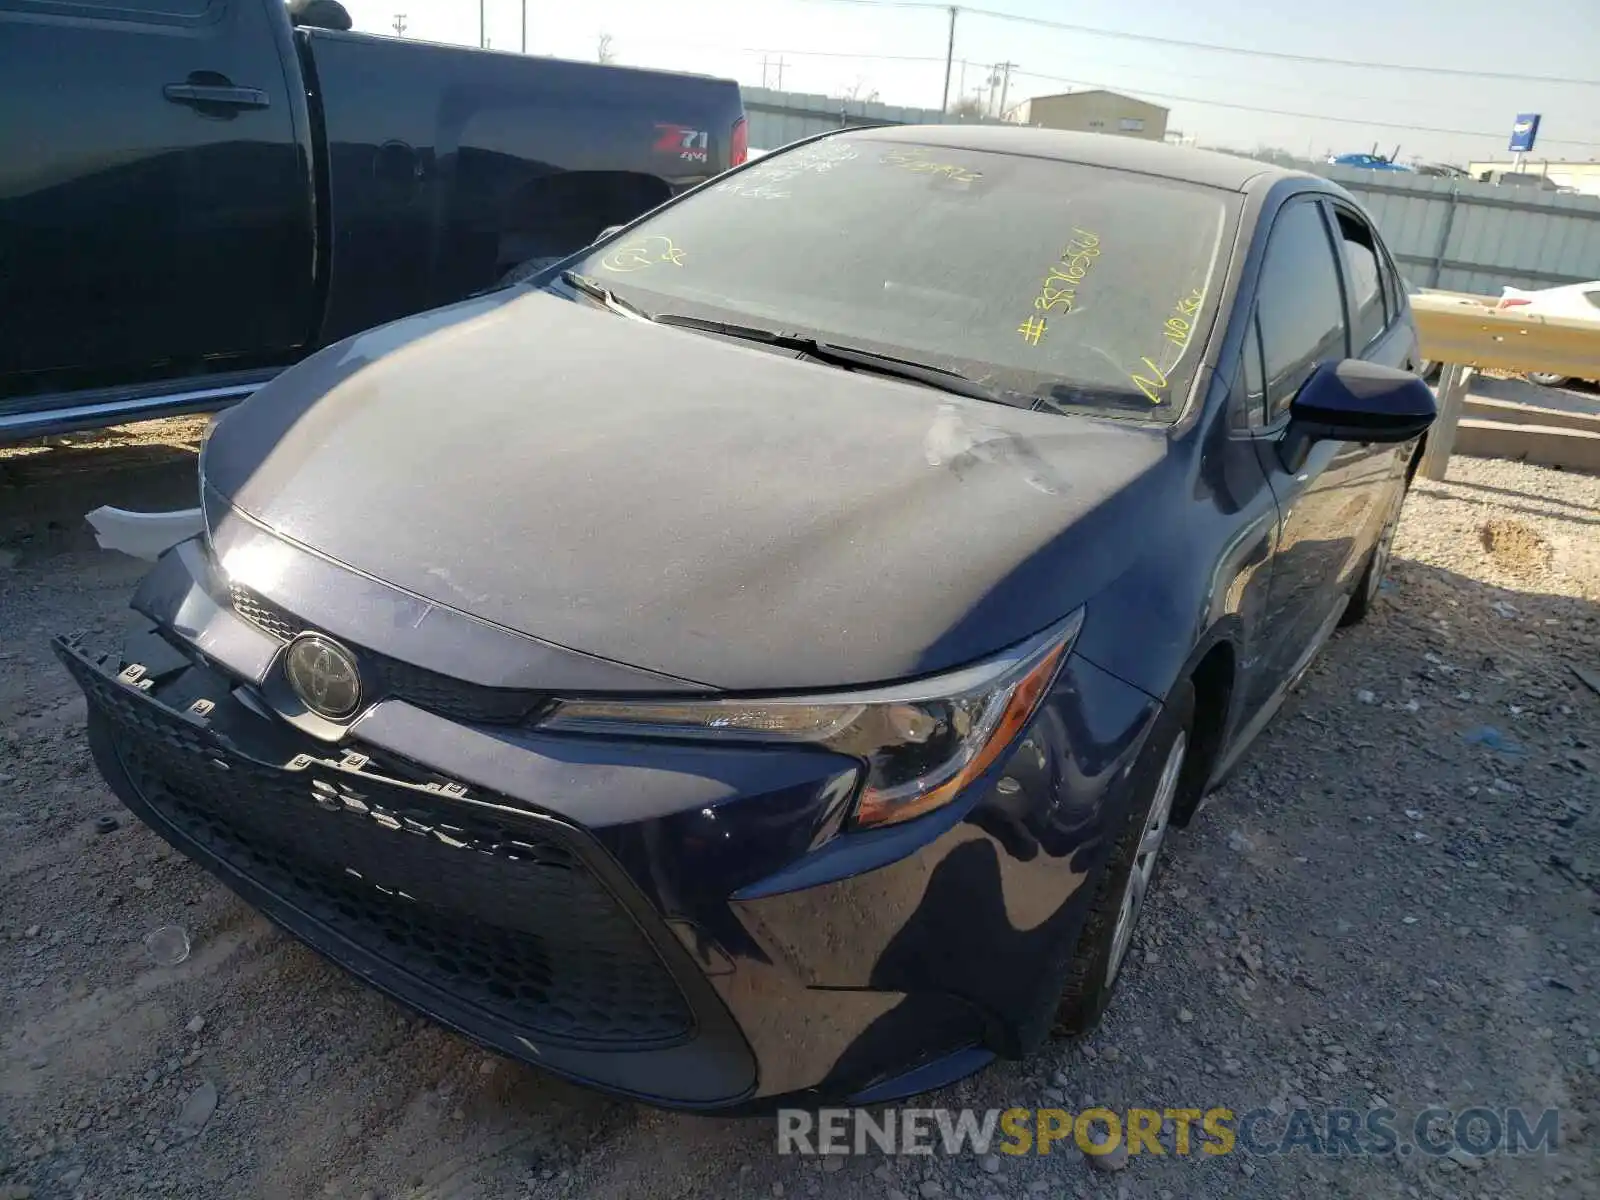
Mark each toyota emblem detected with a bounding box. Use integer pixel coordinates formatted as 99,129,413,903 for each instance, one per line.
284,634,363,719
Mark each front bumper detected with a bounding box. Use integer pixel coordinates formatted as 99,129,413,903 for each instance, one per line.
58,533,1161,1110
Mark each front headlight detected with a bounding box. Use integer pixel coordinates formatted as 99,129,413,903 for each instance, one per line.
540,610,1083,829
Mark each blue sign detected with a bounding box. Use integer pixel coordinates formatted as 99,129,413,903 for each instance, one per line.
1509,113,1541,153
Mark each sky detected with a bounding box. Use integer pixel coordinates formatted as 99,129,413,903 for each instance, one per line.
339,0,1600,166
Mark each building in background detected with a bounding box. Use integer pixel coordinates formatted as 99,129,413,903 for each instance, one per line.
1466,159,1600,196
1007,90,1168,141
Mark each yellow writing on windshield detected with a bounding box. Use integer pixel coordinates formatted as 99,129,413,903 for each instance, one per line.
880,147,983,183
1018,229,1101,345
1132,286,1206,403
600,235,686,273
1162,287,1206,349
1130,356,1169,405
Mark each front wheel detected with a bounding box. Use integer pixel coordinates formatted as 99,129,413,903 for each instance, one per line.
1053,680,1193,1035
1341,474,1409,626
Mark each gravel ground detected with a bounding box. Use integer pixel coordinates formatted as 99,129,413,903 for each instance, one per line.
2,420,1597,1200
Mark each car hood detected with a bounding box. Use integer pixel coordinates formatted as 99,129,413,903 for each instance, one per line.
202,289,1169,691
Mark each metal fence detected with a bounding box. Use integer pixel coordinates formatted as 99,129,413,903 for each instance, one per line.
1305,165,1600,295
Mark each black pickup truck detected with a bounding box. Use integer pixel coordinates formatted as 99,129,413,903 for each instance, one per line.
0,0,746,439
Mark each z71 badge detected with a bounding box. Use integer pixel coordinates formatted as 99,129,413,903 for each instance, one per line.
654,124,710,163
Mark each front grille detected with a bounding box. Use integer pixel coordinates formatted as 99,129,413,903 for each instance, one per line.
229,584,298,642
227,584,547,726
65,644,693,1048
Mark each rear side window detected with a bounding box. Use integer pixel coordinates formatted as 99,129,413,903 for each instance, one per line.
1256,201,1348,421
1334,209,1388,348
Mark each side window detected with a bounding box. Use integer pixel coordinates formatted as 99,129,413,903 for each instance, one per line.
1334,209,1387,349
1232,310,1267,429
1255,201,1348,422
1379,246,1403,322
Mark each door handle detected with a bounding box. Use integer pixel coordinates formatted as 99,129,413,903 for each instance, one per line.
163,82,270,110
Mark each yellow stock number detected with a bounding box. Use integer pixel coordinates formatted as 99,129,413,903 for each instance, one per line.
1019,229,1101,345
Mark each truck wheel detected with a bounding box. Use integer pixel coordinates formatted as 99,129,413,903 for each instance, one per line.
1053,679,1193,1036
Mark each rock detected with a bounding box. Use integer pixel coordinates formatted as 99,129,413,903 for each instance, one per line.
981,1155,1001,1174
1227,830,1255,852
772,1186,784,1198
133,876,154,892
1356,689,1377,704
185,1016,205,1036
0,1185,35,1199
1177,1007,1194,1023
60,1166,86,1188
1241,1161,1256,1178
822,1154,844,1173
1445,1147,1483,1171
172,1081,218,1141
1086,1138,1128,1172
919,1182,943,1198
887,1190,909,1200
24,925,40,938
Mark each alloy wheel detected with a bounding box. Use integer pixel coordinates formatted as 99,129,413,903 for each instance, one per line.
1106,730,1187,988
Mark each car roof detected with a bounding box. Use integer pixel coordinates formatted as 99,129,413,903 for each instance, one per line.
847,124,1315,194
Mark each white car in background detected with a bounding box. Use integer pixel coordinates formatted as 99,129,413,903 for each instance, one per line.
1497,281,1600,387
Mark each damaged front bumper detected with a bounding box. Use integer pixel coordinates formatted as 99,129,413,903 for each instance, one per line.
56,530,1154,1109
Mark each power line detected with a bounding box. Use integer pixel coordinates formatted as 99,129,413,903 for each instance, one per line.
793,0,1600,88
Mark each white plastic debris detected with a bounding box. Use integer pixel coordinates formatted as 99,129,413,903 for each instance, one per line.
145,925,190,966
86,506,204,561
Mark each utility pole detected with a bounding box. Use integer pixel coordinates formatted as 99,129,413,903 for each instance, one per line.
940,6,957,113
996,60,1015,120
391,11,406,36
520,0,526,52
479,0,485,48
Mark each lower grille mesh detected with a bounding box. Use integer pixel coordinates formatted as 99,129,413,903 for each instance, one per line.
68,646,693,1048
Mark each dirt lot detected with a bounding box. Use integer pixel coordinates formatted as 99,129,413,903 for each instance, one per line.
2,420,1597,1200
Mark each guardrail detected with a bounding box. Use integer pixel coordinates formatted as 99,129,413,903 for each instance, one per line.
1410,292,1600,479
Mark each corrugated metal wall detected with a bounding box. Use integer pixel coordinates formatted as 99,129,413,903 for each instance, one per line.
742,86,1002,153
1310,166,1600,294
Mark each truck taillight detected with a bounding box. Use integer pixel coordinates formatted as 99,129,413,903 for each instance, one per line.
730,117,748,167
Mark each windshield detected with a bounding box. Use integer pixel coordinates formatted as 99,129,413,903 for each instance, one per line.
559,133,1237,420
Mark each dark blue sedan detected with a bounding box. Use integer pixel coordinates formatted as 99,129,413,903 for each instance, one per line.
58,126,1435,1111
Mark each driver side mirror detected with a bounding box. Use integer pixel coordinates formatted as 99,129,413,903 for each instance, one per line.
1279,359,1436,471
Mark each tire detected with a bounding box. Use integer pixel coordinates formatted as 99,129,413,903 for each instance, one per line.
1341,470,1411,626
1053,679,1194,1036
1525,372,1571,388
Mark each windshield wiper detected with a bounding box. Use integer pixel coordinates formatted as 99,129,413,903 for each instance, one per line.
559,271,654,322
652,314,1022,407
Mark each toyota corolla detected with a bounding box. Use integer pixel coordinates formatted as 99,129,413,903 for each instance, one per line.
58,127,1435,1111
